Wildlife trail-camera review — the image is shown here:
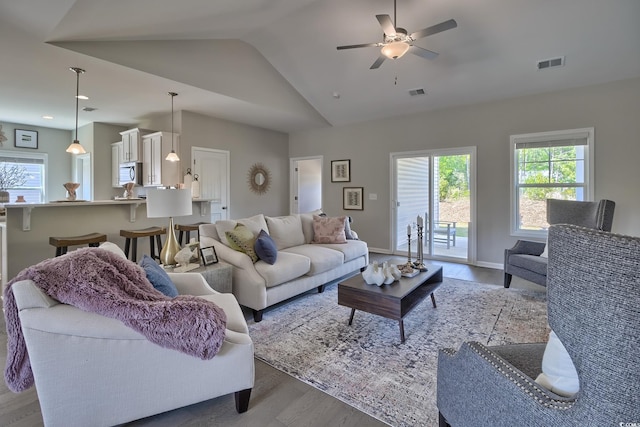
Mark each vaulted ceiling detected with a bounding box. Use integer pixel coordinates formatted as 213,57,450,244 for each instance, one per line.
1,0,639,134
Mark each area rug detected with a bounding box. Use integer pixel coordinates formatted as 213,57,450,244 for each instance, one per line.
248,278,548,427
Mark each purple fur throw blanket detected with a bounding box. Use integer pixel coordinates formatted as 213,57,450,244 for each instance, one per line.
4,248,227,393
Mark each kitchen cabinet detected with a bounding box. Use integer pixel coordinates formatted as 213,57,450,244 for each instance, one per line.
142,132,180,187
119,128,145,163
111,142,122,187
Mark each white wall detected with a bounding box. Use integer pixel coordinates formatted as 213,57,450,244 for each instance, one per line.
289,77,640,265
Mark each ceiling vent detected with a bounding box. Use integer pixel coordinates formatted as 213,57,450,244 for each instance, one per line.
537,56,565,70
82,106,97,112
409,88,426,96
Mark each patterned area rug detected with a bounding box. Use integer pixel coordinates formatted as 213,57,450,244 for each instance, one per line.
248,278,548,427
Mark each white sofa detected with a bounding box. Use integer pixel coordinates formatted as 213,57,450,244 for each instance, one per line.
199,212,369,322
10,272,255,427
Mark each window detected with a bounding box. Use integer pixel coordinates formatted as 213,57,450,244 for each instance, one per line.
510,128,594,237
0,151,47,203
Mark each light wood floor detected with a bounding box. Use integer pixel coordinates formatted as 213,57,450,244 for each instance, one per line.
0,256,543,427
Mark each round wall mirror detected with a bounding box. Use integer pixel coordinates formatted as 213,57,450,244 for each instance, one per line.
248,163,271,194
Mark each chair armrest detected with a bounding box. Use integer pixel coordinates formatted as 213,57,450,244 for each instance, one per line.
437,342,574,426
203,239,256,271
505,239,546,256
168,272,219,296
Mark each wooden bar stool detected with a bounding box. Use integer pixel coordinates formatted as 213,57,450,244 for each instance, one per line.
175,222,208,245
49,233,107,257
119,227,166,262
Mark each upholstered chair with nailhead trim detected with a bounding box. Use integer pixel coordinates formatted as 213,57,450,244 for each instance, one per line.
437,224,640,426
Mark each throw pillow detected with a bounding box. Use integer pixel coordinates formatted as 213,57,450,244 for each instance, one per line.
99,241,127,259
312,215,347,244
139,255,179,297
534,330,579,397
540,236,549,258
254,229,278,264
265,215,305,250
319,212,356,240
225,224,259,262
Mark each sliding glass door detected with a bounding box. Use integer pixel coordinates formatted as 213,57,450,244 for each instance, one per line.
392,148,475,263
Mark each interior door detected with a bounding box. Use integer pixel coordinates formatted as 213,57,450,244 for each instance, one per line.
290,156,322,214
192,147,229,222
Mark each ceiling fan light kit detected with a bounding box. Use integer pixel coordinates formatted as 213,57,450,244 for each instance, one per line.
337,0,457,69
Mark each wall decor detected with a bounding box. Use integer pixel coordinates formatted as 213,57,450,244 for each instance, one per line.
331,159,351,182
248,162,271,194
15,129,38,149
200,246,218,265
343,187,364,210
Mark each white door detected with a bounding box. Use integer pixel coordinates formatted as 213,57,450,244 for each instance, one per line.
192,147,229,222
290,156,322,214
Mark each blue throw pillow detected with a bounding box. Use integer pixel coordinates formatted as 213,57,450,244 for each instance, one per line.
139,255,178,297
254,229,278,265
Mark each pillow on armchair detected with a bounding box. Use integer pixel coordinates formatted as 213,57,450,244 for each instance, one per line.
534,330,579,397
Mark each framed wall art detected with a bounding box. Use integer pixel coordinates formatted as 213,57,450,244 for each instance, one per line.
200,246,219,265
15,129,38,149
331,159,350,182
343,187,363,210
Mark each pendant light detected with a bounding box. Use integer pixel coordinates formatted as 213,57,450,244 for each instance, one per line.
166,92,179,162
66,67,87,154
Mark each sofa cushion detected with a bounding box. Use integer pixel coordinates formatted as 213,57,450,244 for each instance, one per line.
312,215,347,244
225,225,258,263
299,209,324,243
313,240,368,262
254,229,277,265
255,252,311,288
282,244,344,275
215,214,267,248
139,255,178,297
266,215,305,250
508,254,548,276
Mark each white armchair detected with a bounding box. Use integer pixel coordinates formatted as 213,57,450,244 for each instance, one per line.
10,272,254,427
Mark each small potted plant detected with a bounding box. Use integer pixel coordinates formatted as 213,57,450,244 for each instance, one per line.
0,162,28,203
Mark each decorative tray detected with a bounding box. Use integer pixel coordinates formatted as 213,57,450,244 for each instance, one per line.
401,269,420,278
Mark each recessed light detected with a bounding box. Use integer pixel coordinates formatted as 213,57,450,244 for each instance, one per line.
42,115,54,120
76,95,89,100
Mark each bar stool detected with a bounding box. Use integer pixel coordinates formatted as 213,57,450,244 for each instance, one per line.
119,227,166,262
49,233,107,257
175,222,209,245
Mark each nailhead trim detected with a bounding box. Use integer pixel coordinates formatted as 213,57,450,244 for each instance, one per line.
468,342,576,410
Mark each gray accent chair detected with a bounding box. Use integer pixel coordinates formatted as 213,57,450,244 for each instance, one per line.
437,224,640,426
503,198,615,288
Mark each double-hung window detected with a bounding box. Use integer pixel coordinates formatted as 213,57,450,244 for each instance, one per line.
510,128,594,237
0,151,47,203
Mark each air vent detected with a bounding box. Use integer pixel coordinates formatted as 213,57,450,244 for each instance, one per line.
82,106,97,112
537,56,565,70
409,88,426,96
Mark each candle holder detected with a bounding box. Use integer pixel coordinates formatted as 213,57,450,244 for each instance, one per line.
413,224,428,271
399,230,416,274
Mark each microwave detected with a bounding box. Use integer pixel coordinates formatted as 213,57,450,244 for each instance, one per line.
118,162,143,186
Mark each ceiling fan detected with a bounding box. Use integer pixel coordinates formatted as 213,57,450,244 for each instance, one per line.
336,0,457,69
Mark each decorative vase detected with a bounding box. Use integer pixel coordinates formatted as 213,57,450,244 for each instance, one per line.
362,261,385,286
63,182,80,201
390,264,402,281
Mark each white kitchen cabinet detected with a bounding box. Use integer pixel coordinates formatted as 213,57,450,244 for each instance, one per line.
142,132,180,187
119,128,145,163
111,142,122,188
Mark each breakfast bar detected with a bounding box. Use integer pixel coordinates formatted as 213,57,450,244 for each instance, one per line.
2,199,213,289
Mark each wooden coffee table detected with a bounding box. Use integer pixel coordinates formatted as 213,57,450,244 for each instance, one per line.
338,265,443,343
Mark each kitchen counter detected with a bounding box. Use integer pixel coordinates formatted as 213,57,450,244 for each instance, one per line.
3,198,215,287
5,199,213,231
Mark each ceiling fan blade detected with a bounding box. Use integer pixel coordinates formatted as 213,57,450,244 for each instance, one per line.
376,14,396,36
370,55,386,69
408,45,439,60
337,43,380,50
410,19,457,40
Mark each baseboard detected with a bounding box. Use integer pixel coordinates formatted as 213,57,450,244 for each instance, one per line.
475,261,502,270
